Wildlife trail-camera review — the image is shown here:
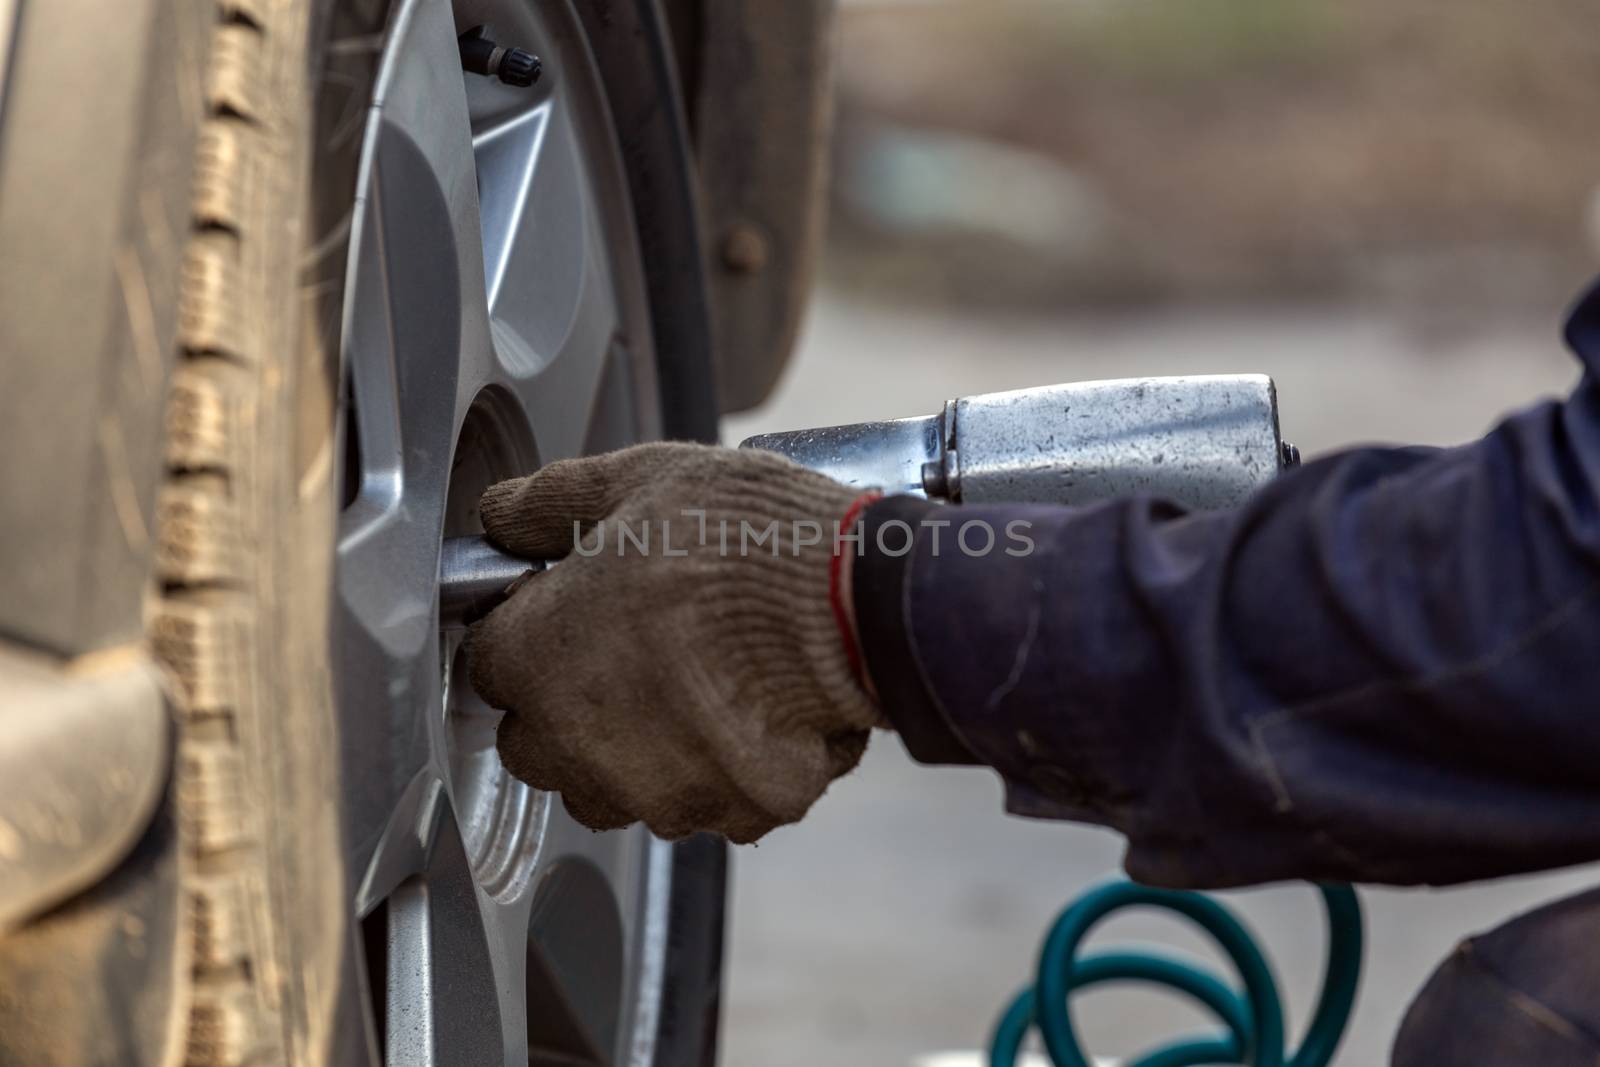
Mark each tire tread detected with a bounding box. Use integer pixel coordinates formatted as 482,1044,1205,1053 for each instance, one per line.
154,2,311,1064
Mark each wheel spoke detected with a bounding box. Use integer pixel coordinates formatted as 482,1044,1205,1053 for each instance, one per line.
382,814,506,1067
353,771,444,919
473,86,603,375
336,0,490,880
474,101,555,316
335,290,441,880
470,64,635,463
367,0,492,346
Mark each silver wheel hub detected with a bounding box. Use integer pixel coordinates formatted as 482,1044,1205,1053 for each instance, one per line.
332,1,669,1062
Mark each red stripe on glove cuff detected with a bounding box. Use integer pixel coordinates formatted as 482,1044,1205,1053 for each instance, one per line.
830,490,884,691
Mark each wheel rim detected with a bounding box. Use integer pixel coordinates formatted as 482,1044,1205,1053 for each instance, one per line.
332,1,671,1063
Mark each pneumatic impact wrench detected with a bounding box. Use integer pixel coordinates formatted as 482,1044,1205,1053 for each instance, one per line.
437,373,1296,616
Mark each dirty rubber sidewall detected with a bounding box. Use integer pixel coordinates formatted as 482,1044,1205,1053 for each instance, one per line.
150,0,349,1064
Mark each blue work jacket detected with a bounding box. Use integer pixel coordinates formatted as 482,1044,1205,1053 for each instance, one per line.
854,278,1600,1063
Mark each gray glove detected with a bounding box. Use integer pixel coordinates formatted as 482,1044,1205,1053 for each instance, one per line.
465,442,880,843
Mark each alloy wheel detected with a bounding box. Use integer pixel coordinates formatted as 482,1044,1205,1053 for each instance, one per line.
332,1,672,1062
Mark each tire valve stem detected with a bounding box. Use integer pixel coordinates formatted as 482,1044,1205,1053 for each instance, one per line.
459,29,542,88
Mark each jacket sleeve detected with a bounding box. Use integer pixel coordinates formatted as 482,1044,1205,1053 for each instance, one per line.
854,287,1600,889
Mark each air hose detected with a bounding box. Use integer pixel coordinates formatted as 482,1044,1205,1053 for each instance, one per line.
989,882,1363,1067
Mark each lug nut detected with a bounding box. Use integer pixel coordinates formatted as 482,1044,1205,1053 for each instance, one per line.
459,31,542,88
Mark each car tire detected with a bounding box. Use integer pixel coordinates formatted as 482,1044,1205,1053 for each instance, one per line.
0,0,726,1062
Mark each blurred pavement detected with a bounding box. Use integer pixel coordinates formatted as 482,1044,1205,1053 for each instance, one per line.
718,287,1596,1067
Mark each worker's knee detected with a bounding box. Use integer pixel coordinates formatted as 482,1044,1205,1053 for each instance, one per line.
1393,886,1600,1066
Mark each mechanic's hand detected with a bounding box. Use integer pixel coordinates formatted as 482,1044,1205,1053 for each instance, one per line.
465,442,881,844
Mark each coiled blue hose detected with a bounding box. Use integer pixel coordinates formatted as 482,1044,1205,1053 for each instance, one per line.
989,882,1363,1067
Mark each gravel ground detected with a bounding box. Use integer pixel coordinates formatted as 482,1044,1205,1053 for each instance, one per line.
718,286,1596,1067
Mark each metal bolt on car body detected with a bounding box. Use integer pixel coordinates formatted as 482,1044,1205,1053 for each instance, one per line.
459,29,541,87
721,223,770,274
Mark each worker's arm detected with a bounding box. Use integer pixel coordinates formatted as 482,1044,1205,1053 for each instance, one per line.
857,284,1600,889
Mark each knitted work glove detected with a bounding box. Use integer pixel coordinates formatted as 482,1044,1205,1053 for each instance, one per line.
465,442,880,843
